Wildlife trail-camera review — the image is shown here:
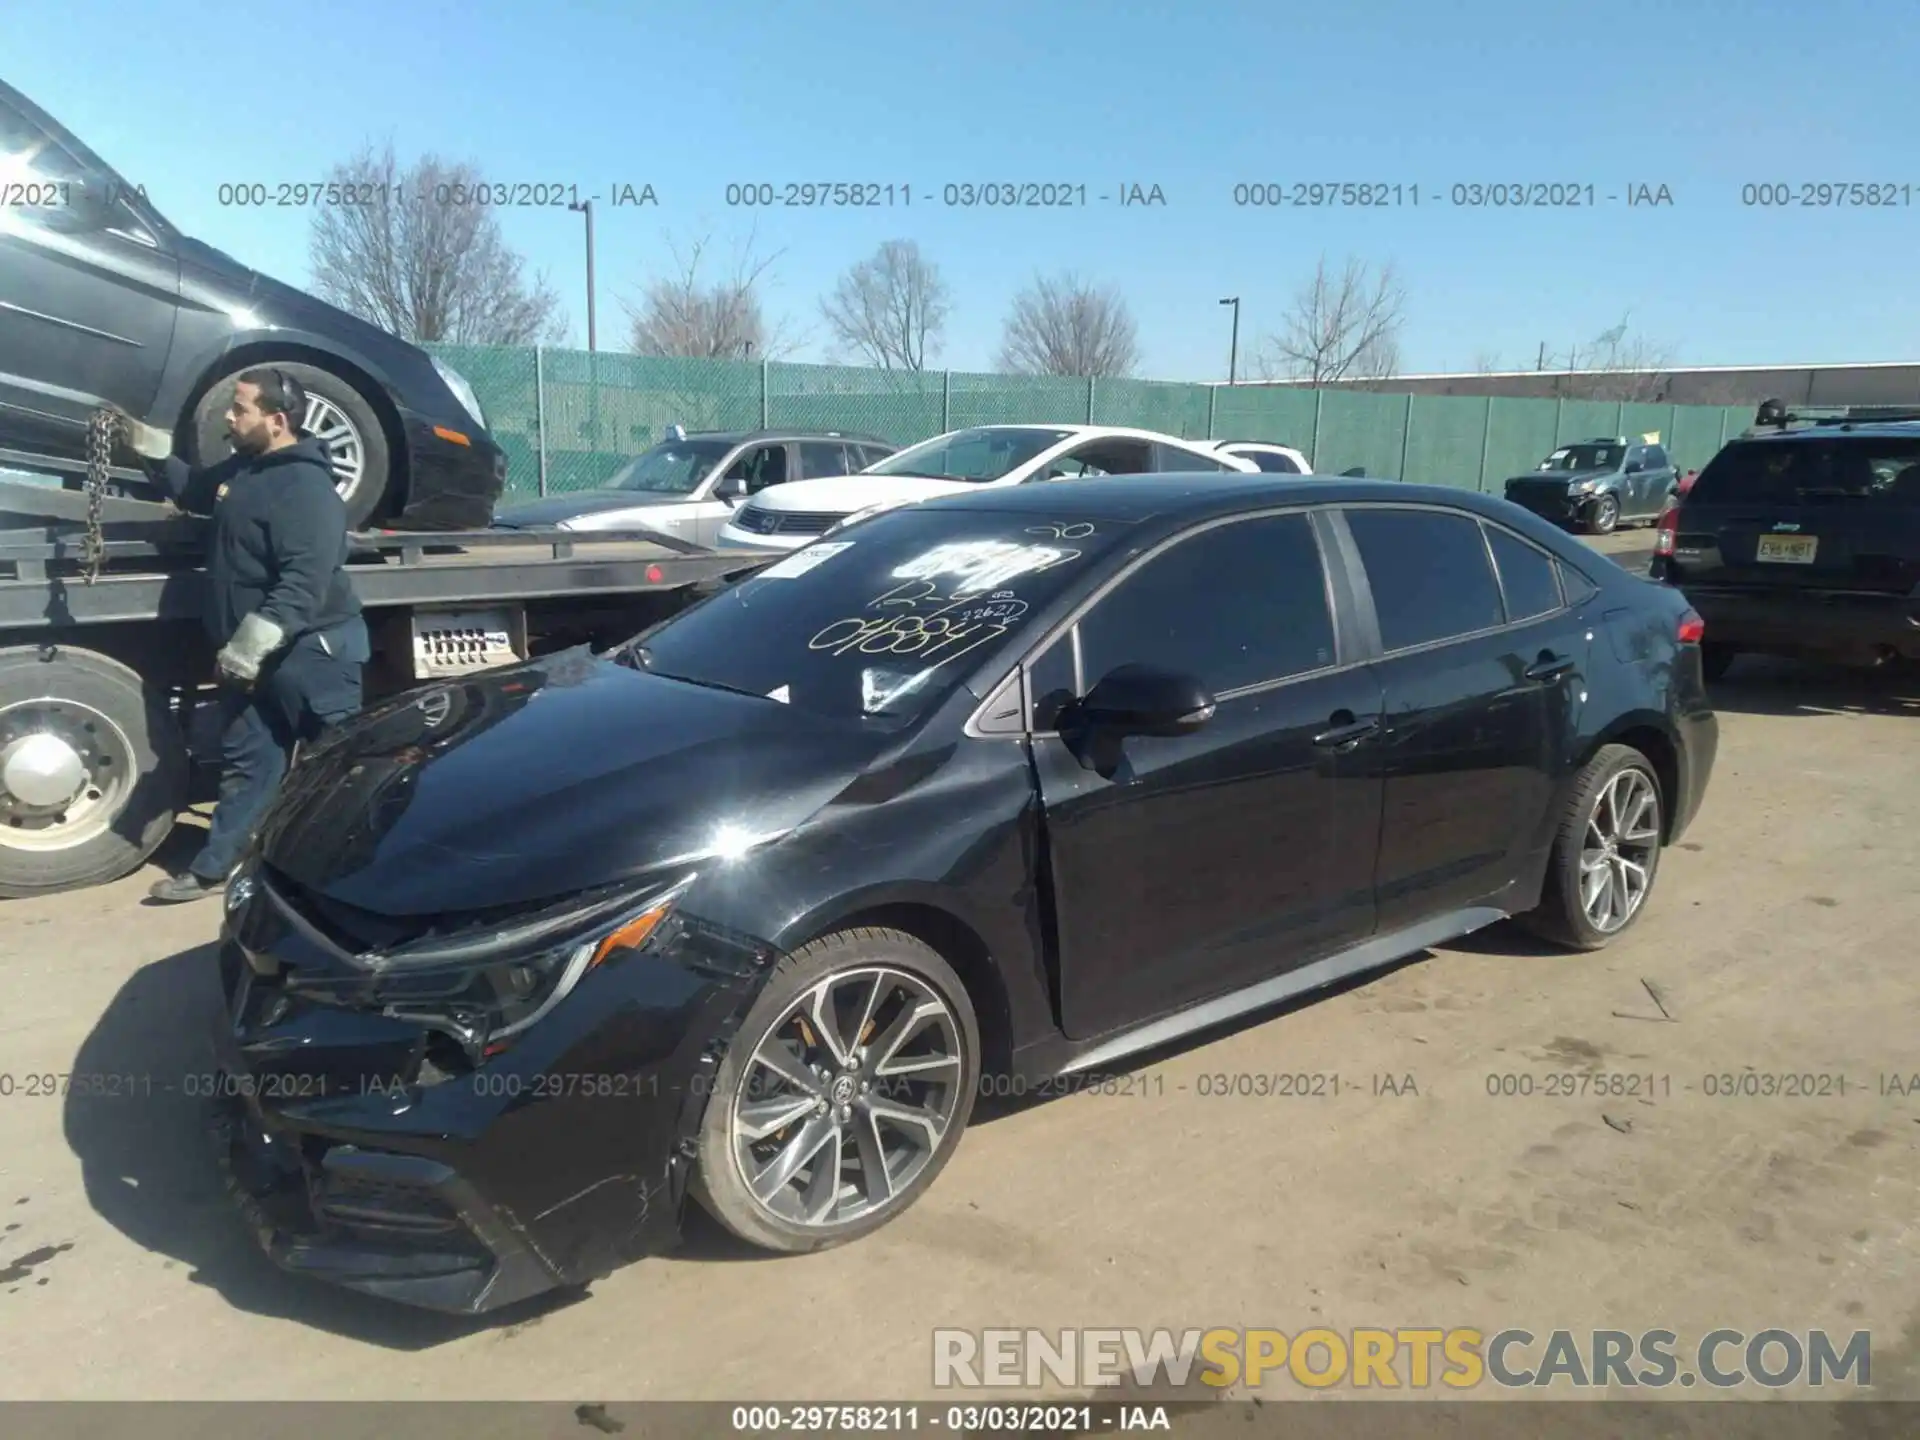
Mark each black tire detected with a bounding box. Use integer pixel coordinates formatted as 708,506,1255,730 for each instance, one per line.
1514,744,1664,952
0,646,189,898
1700,642,1738,682
691,927,980,1254
191,361,393,529
1585,493,1620,535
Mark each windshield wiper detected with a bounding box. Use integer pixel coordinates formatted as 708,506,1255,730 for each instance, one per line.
638,665,779,701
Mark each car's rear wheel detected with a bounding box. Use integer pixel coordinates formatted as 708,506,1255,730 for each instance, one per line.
1700,643,1738,682
190,361,392,529
692,927,979,1253
1515,744,1664,951
1585,493,1620,534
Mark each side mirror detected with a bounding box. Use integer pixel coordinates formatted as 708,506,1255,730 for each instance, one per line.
713,472,746,503
1073,664,1215,738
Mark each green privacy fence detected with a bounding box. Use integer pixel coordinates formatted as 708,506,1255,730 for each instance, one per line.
424,343,1758,501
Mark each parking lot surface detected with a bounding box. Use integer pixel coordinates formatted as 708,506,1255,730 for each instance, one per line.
2,528,1917,1404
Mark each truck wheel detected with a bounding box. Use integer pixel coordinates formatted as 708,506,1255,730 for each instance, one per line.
1585,493,1620,535
191,361,392,529
0,647,189,898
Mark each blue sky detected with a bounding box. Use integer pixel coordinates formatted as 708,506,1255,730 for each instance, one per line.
10,0,1920,380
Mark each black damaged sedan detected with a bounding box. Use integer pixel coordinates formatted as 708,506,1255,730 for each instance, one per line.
210,474,1717,1313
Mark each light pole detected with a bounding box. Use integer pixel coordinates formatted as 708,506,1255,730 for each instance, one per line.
568,199,597,351
1219,297,1240,383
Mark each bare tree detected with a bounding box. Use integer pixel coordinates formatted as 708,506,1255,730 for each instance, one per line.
1257,256,1405,386
1547,315,1679,402
623,230,802,360
820,240,951,370
308,142,566,346
1471,349,1505,373
997,272,1140,377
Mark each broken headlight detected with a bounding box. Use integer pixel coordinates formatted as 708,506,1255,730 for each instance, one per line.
324,879,690,1064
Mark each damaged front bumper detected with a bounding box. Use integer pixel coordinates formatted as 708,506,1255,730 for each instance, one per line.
206,869,774,1314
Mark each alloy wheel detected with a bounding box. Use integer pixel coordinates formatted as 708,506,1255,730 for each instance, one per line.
299,392,367,500
1579,767,1660,933
729,966,967,1230
1592,494,1619,532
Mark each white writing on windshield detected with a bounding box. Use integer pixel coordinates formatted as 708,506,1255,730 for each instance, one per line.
889,540,1078,595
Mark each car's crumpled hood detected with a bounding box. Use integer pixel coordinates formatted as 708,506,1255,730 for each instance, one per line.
257,648,891,917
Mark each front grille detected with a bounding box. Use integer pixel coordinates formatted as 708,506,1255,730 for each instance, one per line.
736,505,843,536
1506,481,1575,512
264,865,429,953
314,1172,466,1238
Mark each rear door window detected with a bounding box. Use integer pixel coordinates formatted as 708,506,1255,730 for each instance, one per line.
1483,524,1564,622
1345,507,1506,651
798,441,851,479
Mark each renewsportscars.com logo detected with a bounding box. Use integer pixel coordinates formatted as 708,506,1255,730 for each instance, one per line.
932,1328,1874,1391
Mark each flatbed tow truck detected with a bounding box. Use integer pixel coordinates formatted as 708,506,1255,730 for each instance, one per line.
0,456,783,898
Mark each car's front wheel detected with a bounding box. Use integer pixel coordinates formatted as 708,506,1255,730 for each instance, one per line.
1585,492,1620,534
1515,744,1664,951
692,927,980,1253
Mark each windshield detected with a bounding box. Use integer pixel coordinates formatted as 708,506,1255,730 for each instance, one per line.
623,506,1132,725
1540,444,1622,472
1688,437,1920,508
606,439,735,493
863,428,1072,482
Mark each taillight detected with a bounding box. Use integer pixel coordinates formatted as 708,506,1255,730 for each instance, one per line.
1654,506,1679,557
1677,608,1705,644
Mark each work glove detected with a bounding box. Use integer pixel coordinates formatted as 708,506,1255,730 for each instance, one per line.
101,403,175,460
216,613,288,689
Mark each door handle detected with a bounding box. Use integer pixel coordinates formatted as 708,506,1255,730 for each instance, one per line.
1313,715,1380,749
1526,654,1575,682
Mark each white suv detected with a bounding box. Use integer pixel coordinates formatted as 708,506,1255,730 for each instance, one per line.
715,424,1260,551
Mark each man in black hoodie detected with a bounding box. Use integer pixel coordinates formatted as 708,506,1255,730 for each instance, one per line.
113,368,369,902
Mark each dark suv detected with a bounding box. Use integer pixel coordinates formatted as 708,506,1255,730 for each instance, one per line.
1504,438,1678,535
0,81,505,531
1651,400,1920,678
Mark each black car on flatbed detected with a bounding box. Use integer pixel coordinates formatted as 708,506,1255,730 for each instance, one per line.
1650,400,1920,678
0,80,505,532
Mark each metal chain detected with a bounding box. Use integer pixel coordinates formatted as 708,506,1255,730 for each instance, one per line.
83,408,119,586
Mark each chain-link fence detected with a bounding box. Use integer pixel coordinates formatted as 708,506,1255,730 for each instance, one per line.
425,343,1758,502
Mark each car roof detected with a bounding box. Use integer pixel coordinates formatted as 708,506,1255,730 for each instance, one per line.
671,429,894,445
902,471,1523,524
1737,421,1920,445
933,424,1222,444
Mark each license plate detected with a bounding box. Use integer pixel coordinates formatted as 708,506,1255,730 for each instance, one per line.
1755,534,1817,564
